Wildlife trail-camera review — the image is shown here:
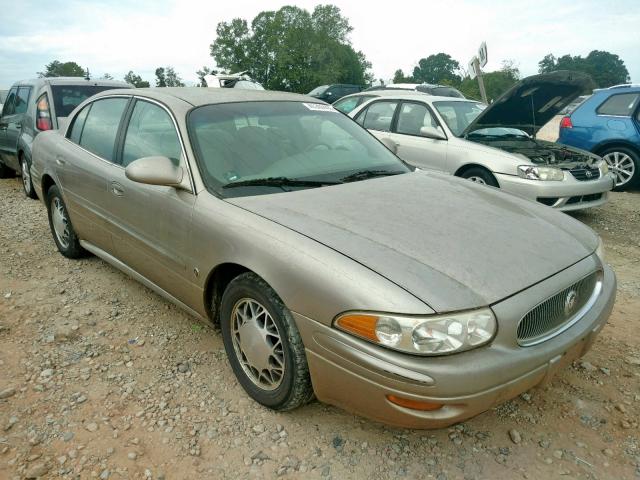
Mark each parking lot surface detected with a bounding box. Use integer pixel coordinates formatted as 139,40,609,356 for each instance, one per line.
1,177,639,479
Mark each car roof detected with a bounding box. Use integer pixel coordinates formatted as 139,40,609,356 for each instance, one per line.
336,90,421,102
357,92,478,104
92,87,322,107
11,77,130,88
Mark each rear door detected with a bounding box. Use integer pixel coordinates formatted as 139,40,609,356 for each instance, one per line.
56,96,131,253
387,101,448,171
354,99,399,143
0,86,31,169
108,98,196,303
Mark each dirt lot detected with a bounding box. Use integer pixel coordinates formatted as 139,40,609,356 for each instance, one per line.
1,176,639,480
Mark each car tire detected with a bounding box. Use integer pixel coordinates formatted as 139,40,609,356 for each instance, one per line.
20,155,37,199
0,160,14,179
460,167,499,187
599,146,639,191
220,272,314,411
46,185,85,259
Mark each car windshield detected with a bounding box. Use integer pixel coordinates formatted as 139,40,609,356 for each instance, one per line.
420,86,465,98
188,101,411,197
51,85,127,118
308,85,329,96
467,127,530,138
433,101,486,136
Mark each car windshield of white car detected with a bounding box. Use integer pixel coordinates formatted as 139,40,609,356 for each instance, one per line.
467,127,530,139
433,101,486,136
188,101,411,197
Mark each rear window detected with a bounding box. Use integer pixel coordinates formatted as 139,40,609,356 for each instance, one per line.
596,93,640,116
51,85,127,117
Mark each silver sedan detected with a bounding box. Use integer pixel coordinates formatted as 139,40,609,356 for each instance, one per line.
31,88,615,428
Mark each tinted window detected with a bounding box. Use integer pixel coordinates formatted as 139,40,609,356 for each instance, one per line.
359,101,398,131
2,88,17,116
122,101,181,167
15,87,31,115
51,85,127,118
396,102,440,136
69,103,91,144
188,101,409,197
596,93,640,116
79,98,128,161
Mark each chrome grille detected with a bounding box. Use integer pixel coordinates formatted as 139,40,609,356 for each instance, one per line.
569,166,601,181
517,271,601,346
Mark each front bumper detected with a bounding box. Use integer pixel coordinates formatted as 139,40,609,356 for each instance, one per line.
495,172,615,211
296,257,615,428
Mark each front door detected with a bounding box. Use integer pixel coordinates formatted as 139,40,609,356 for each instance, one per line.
0,86,30,170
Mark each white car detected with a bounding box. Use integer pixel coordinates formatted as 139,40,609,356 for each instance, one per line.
203,72,264,90
349,71,615,211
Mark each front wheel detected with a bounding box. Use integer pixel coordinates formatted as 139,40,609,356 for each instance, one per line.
220,273,314,411
46,185,85,258
460,167,499,187
600,147,638,191
20,156,37,199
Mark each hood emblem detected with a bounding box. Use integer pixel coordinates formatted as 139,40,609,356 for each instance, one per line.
564,290,578,316
585,170,593,178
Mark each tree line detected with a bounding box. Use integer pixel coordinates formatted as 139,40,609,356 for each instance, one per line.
36,4,630,101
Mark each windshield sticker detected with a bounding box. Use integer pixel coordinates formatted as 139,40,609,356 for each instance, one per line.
303,103,336,112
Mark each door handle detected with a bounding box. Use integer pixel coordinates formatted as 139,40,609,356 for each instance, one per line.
111,181,124,196
55,155,66,165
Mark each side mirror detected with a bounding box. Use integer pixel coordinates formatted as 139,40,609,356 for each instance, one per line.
125,156,184,188
420,126,447,140
379,137,398,154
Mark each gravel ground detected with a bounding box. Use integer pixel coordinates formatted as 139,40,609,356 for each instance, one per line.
1,176,639,480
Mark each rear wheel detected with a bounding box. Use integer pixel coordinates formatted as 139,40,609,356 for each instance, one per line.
460,167,499,187
220,272,314,411
46,185,85,258
599,146,638,191
20,155,37,199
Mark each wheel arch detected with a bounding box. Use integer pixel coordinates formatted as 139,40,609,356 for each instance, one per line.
203,262,252,325
454,163,499,183
592,140,640,157
41,173,56,196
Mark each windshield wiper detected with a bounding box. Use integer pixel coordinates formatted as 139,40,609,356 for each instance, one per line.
340,170,405,183
222,176,340,189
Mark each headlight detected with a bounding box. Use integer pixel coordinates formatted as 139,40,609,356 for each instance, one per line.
517,165,565,181
595,236,605,263
334,308,496,355
598,159,609,176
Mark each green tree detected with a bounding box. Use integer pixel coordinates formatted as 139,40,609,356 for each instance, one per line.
155,68,167,87
392,69,414,83
412,53,461,85
196,66,212,87
538,50,629,88
123,71,150,88
155,67,184,87
210,4,371,93
38,61,86,78
100,73,113,80
459,60,520,102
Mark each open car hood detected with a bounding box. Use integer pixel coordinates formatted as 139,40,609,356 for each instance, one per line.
462,70,594,137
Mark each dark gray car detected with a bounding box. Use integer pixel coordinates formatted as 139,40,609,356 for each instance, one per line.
0,77,129,197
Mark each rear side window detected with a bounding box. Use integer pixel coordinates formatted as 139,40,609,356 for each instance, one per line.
68,104,91,144
51,85,127,118
122,100,181,167
596,93,640,116
78,98,129,162
1,88,18,116
15,87,31,114
358,101,398,132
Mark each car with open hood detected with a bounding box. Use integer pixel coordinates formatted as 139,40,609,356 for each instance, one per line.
350,71,616,211
30,87,615,428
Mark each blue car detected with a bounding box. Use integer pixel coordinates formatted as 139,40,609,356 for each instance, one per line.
559,84,640,191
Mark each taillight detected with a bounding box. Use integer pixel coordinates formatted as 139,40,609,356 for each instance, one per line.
36,95,52,131
559,116,573,129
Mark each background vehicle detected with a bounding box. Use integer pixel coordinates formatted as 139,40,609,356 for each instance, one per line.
31,87,614,428
0,89,7,110
333,89,418,114
0,77,130,198
307,84,363,103
366,83,466,99
350,71,614,211
559,84,640,190
203,71,264,90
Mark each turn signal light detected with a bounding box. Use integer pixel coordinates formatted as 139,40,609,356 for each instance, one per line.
559,116,573,129
386,395,443,411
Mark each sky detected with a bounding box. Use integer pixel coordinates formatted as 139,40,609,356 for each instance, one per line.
0,0,638,88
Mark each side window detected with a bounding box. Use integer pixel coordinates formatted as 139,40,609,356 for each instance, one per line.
596,93,640,116
68,103,92,144
359,101,398,132
334,97,360,114
1,88,18,116
122,100,181,167
79,98,129,162
15,87,31,115
396,102,439,136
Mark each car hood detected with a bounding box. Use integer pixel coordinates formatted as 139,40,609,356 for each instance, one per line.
228,172,598,312
463,70,595,137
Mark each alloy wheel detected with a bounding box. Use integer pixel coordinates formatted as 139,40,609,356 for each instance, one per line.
467,176,487,185
231,298,285,391
603,151,635,187
51,197,71,249
20,158,31,194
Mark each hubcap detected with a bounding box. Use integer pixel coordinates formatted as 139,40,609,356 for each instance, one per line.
603,151,635,187
51,197,70,249
231,298,285,391
467,176,487,185
21,159,31,192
